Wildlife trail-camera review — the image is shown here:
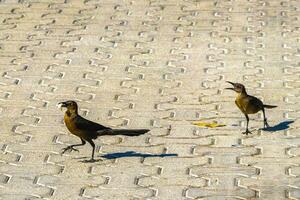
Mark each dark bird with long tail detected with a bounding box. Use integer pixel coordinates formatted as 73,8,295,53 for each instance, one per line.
58,100,149,162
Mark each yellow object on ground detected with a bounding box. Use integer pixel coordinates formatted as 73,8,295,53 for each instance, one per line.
192,121,226,128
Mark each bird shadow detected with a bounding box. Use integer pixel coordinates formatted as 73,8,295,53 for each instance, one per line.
261,120,295,132
100,151,178,159
75,157,104,163
80,158,103,163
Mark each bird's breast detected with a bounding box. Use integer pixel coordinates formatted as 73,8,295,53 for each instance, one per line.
64,114,76,131
235,99,246,113
64,114,85,137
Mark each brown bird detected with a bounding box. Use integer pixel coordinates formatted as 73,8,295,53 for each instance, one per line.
58,100,149,162
226,81,277,135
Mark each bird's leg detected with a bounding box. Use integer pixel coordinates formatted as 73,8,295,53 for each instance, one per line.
242,114,251,135
61,139,86,155
262,108,269,128
86,139,96,162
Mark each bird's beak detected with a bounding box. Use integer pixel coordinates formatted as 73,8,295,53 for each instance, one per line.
225,81,235,90
226,81,235,85
57,101,67,111
58,101,67,107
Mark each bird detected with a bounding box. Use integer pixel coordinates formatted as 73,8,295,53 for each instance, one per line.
58,100,150,162
226,81,277,135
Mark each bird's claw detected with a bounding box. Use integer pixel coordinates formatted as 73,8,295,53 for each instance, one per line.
242,130,252,135
264,119,270,129
61,146,79,155
264,123,270,129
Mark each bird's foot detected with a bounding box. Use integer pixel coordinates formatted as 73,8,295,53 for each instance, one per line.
263,118,270,128
61,146,79,155
242,129,252,135
264,121,270,129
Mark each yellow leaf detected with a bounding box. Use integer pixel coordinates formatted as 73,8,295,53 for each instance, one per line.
192,121,226,128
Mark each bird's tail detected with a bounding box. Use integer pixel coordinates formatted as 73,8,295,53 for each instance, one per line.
263,104,277,109
98,129,149,136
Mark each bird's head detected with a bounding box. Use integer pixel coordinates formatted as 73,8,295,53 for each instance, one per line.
226,81,246,94
58,100,78,114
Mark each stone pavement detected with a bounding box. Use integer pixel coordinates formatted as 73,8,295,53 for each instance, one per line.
0,0,299,199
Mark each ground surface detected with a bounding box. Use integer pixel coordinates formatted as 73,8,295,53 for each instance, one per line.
0,0,299,199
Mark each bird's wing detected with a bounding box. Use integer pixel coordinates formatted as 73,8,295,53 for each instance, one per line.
247,95,263,107
73,115,110,132
241,95,263,114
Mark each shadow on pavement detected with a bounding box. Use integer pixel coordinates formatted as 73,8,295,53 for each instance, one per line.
262,120,295,132
100,151,178,159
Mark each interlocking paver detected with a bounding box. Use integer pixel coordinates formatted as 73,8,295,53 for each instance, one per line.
0,0,299,199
